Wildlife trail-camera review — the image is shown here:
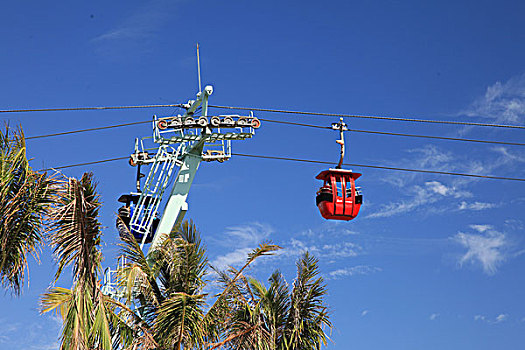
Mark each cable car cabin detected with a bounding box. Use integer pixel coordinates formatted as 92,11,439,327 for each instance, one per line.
116,193,159,244
315,169,363,221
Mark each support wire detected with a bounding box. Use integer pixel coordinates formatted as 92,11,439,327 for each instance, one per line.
37,153,525,182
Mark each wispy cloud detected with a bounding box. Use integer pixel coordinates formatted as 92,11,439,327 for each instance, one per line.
494,314,508,323
0,319,19,344
474,313,508,324
429,313,439,321
461,73,525,125
366,141,525,219
474,314,486,321
365,145,485,218
366,75,525,220
209,222,371,281
328,265,382,280
458,201,498,211
211,247,256,271
469,224,493,233
368,178,471,218
0,315,61,350
223,223,274,246
453,228,507,275
91,0,181,58
210,222,274,270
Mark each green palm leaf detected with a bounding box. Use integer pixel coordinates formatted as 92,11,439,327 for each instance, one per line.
0,125,56,295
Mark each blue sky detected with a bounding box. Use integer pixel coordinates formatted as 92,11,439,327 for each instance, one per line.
1,0,525,349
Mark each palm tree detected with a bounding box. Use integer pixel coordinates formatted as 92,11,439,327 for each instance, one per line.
117,220,331,350
213,252,331,350
41,173,131,350
0,125,56,295
116,219,281,350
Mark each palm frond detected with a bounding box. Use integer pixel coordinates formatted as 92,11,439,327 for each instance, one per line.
155,220,208,296
283,252,331,350
207,243,282,320
90,290,113,350
117,227,162,306
40,286,73,317
47,172,102,286
155,292,206,349
0,125,56,294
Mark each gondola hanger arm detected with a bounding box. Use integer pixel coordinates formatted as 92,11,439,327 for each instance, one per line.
332,117,347,169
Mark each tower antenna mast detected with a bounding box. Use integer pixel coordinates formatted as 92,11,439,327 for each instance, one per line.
197,43,202,93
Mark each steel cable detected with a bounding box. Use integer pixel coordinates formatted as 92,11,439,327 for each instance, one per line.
0,104,183,113
210,104,525,130
1,102,523,129
37,153,525,182
20,117,525,146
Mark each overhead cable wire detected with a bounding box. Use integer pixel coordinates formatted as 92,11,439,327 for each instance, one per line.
26,120,151,140
210,104,525,130
0,103,183,114
344,128,525,146
258,118,525,146
37,153,525,182
39,157,129,172
22,117,525,147
231,153,525,182
2,102,524,130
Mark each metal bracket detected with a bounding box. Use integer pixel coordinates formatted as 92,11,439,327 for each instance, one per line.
332,117,347,169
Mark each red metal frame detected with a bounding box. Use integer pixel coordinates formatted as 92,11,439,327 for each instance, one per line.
316,169,362,221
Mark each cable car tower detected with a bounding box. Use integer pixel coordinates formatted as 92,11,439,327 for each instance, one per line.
102,47,261,296
116,84,261,251
114,46,260,258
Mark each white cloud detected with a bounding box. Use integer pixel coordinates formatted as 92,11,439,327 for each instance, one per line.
462,74,525,125
30,342,60,350
453,230,507,275
91,0,183,59
328,265,381,279
211,247,254,271
299,223,359,240
223,223,274,247
211,222,367,274
284,239,363,262
322,242,361,258
361,310,369,317
469,224,493,233
494,314,508,323
366,144,486,219
367,179,471,218
364,77,525,220
408,145,454,170
504,219,524,230
0,315,61,350
426,181,451,196
93,0,175,43
458,201,498,211
429,313,439,321
492,146,525,163
474,313,509,324
366,185,431,218
210,222,275,270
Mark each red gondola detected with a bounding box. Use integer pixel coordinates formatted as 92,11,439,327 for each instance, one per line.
316,118,363,221
316,169,362,220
